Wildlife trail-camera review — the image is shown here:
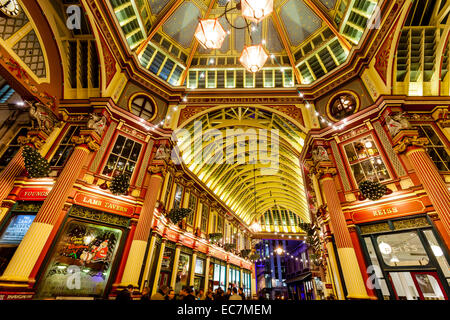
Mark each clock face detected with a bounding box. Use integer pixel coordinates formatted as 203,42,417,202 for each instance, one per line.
0,0,20,18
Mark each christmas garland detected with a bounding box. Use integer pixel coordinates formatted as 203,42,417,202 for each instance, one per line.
240,249,251,258
167,208,192,224
223,243,235,252
109,173,130,195
248,252,261,262
359,180,387,201
209,233,223,243
23,145,50,178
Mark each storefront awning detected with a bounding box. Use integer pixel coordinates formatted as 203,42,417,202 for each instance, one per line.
285,272,312,284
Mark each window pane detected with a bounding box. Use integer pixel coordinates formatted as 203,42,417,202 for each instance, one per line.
102,154,118,176
173,184,183,209
363,237,391,299
377,232,430,267
112,136,126,154
423,230,450,278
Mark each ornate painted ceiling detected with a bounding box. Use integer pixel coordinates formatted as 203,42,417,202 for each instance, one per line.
109,0,381,89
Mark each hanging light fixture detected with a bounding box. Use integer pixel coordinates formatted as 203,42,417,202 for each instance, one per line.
194,18,228,49
250,220,262,232
240,44,269,73
241,0,274,23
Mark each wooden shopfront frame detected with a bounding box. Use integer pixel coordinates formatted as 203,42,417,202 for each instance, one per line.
33,204,131,299
356,214,450,300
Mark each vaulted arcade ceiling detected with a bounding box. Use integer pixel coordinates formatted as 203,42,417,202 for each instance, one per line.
109,0,381,89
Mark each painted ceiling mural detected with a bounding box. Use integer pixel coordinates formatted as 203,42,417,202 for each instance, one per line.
109,0,381,88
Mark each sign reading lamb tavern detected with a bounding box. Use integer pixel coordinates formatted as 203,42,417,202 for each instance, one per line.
73,193,134,216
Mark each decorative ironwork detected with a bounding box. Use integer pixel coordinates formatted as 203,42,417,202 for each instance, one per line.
12,201,43,213
69,205,130,228
392,217,430,231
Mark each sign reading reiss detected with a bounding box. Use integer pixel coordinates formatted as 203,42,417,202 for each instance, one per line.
74,192,134,216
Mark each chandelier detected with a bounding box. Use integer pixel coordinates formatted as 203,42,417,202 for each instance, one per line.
194,0,274,72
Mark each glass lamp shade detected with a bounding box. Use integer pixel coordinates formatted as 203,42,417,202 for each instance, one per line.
239,44,268,73
241,0,274,23
194,18,227,49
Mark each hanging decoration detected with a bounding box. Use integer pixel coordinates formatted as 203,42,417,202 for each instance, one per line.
22,145,50,178
224,243,236,252
239,44,269,73
209,232,223,243
248,252,261,262
241,0,274,23
240,249,252,258
358,180,388,201
195,18,227,49
167,207,192,224
109,173,130,196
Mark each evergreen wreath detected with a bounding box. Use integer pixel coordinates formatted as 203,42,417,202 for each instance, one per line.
224,243,235,252
109,173,131,195
359,180,387,201
167,208,192,224
209,233,223,243
248,252,261,262
240,249,251,258
22,145,50,178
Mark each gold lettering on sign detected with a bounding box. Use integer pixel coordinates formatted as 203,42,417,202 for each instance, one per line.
372,207,398,217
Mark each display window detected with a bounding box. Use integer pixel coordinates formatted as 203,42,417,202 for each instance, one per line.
102,134,142,178
359,215,450,300
36,219,123,299
158,243,175,288
0,201,42,275
209,259,227,291
49,125,82,167
194,257,205,292
174,251,191,293
343,135,390,185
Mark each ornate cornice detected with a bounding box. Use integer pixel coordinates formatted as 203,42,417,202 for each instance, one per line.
17,135,44,150
392,130,429,154
71,131,101,152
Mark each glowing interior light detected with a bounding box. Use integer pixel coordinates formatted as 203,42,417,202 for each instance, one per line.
195,18,227,49
378,241,392,255
431,245,443,257
240,44,268,73
241,0,274,23
365,140,373,148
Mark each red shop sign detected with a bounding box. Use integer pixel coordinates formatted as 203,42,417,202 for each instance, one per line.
182,235,195,248
351,199,426,223
73,192,134,216
17,188,51,201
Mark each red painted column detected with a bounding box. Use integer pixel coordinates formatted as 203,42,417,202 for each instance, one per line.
348,226,377,300
112,220,137,291
0,132,47,206
406,146,450,237
0,130,100,283
119,168,165,287
319,170,369,299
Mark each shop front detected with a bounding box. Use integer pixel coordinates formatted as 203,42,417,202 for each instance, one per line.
174,247,192,293
209,258,227,291
158,241,176,289
357,214,450,300
228,264,241,289
193,253,206,292
34,204,130,299
0,201,43,276
242,269,252,298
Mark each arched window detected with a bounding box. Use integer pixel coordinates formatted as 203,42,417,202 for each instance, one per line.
128,94,157,121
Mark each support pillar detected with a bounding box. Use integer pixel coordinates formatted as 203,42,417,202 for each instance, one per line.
151,239,166,295
189,251,197,287
0,131,46,206
393,131,450,239
0,130,100,284
317,164,369,299
170,245,181,288
203,256,210,293
120,167,165,287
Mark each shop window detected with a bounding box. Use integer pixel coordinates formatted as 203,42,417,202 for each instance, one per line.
172,184,183,209
194,258,205,292
187,193,197,226
343,136,390,185
0,201,41,275
326,91,359,121
200,204,209,233
129,94,157,121
414,125,450,171
49,126,82,167
102,135,142,178
423,230,450,285
174,253,191,293
158,245,175,288
0,127,29,167
376,231,430,267
363,237,391,300
36,220,123,298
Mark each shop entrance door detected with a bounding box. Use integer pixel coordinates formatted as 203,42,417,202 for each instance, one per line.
388,271,447,300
